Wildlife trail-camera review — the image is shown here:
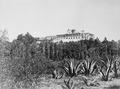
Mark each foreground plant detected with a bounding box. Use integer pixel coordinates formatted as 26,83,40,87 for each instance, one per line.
51,69,63,79
78,75,88,86
60,59,83,78
61,78,75,89
47,61,63,79
61,76,88,89
112,56,120,78
81,56,97,76
98,55,113,81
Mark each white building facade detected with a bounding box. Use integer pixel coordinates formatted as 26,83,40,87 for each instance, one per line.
39,29,94,42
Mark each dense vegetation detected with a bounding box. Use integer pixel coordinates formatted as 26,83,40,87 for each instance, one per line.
0,30,120,88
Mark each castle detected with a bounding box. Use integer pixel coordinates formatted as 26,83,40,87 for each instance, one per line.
38,29,94,42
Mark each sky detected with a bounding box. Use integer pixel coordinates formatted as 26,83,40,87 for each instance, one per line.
0,0,120,41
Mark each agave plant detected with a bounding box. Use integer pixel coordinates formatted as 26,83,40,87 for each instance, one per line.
60,59,83,78
78,75,88,86
61,78,75,89
80,56,97,76
98,55,113,81
113,61,118,78
51,61,64,79
112,56,120,78
51,68,63,79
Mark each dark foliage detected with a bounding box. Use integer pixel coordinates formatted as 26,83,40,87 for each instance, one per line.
3,31,119,83
8,33,57,82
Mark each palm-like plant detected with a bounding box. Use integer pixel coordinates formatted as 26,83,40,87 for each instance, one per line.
98,55,113,81
60,59,83,78
81,56,97,76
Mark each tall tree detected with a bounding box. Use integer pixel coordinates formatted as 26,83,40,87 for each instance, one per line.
0,30,10,82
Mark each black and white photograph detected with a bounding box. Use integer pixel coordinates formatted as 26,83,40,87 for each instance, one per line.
0,0,120,89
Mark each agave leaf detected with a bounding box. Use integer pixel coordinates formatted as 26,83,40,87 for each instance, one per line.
58,73,64,79
70,80,74,88
99,68,105,78
83,60,87,70
64,79,69,88
67,78,71,88
106,57,113,76
87,58,90,70
64,67,69,73
75,60,83,74
72,85,75,89
90,60,96,74
70,60,74,74
106,55,110,63
88,59,92,72
60,66,69,75
73,68,76,76
100,60,108,69
64,60,73,76
63,78,75,89
82,59,91,75
78,76,88,86
61,85,66,89
83,60,87,69
64,60,70,67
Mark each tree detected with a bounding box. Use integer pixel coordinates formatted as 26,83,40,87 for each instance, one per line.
9,33,58,83
9,33,38,81
0,30,10,83
0,29,9,41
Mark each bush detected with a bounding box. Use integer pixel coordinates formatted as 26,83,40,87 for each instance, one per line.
8,37,57,83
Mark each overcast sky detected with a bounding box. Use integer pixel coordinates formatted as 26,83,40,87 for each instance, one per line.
0,0,120,41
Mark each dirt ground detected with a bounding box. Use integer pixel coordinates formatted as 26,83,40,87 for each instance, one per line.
31,74,120,89
1,74,120,89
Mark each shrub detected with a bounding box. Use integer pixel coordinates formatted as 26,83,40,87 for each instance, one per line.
9,53,57,83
